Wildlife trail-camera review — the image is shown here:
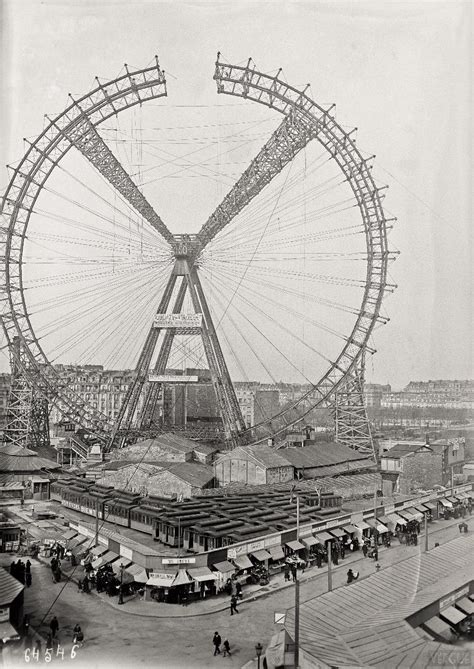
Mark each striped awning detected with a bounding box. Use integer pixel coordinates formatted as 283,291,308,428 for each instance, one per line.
234,555,253,570
62,529,78,541
456,597,474,615
267,546,284,561
213,560,236,574
188,567,217,583
124,562,148,583
439,605,467,626
251,549,272,561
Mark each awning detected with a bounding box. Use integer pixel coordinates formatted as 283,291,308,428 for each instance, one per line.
124,562,148,583
302,536,320,547
396,510,416,521
111,561,134,584
342,524,358,534
405,507,423,520
314,532,334,543
422,616,455,641
447,497,460,504
364,519,388,533
414,505,429,514
328,528,346,538
69,535,87,551
457,492,469,500
439,605,467,626
0,621,20,643
385,514,407,526
234,555,253,570
354,520,370,531
438,498,453,508
172,569,192,586
251,549,272,561
90,545,108,558
286,540,305,552
456,597,474,615
423,502,437,511
147,573,176,587
62,529,78,541
213,560,236,574
112,560,132,575
267,545,284,561
188,567,217,583
92,550,119,569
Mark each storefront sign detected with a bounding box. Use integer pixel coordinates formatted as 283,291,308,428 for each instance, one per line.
264,535,281,548
299,527,314,538
120,546,133,560
149,572,174,582
0,607,9,623
227,548,237,559
247,540,265,553
162,557,196,565
439,586,469,610
325,519,342,529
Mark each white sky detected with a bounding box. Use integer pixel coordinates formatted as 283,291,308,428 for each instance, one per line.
0,0,472,390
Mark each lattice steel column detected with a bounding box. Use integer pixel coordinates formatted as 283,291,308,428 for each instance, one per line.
332,357,374,454
3,336,50,448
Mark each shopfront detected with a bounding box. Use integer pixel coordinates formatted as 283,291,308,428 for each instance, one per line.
267,545,285,573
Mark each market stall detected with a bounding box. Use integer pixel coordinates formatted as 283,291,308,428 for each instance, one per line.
267,545,285,574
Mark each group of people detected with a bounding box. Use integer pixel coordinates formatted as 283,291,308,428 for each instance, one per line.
213,632,231,656
10,559,32,587
45,616,84,647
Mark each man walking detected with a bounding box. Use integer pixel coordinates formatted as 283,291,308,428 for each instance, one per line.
49,616,59,638
230,594,239,615
362,543,368,557
213,632,222,655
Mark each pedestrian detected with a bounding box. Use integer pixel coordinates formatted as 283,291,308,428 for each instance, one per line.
49,616,59,638
213,632,221,655
362,543,368,558
73,624,84,646
25,560,31,574
346,569,359,584
373,547,379,561
25,571,32,588
291,564,297,582
236,581,243,599
223,639,231,657
284,563,290,581
230,594,239,615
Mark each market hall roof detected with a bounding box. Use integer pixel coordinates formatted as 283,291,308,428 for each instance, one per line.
215,444,294,469
0,444,60,473
285,533,474,668
277,441,374,469
381,443,433,459
0,566,24,606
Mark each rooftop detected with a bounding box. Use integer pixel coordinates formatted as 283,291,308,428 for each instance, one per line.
285,534,474,668
382,443,432,459
279,441,373,468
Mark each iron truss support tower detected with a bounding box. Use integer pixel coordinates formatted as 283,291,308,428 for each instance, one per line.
333,356,374,454
3,336,50,449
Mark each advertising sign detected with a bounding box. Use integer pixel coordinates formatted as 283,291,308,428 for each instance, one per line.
439,586,469,610
264,535,281,548
153,313,202,328
148,375,199,383
227,548,237,559
162,557,196,565
247,540,265,553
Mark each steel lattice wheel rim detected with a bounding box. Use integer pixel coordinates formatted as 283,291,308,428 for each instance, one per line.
0,55,393,443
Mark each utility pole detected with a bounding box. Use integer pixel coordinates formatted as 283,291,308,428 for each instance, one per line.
95,501,99,546
327,540,333,592
294,493,300,669
424,512,429,552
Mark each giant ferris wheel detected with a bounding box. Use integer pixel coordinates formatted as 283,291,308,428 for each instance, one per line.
0,54,396,450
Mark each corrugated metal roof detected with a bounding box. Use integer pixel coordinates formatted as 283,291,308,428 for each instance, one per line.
0,567,24,606
278,442,374,468
285,534,474,668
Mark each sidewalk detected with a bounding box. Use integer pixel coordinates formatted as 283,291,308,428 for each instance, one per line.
80,514,471,618
5,505,471,619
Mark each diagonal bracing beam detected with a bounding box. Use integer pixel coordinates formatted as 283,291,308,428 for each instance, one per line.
195,110,316,254
53,111,175,246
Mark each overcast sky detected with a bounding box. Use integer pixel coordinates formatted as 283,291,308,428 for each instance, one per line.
0,0,471,390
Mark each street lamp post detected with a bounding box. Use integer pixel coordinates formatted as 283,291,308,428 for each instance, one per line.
118,563,124,605
255,642,263,669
